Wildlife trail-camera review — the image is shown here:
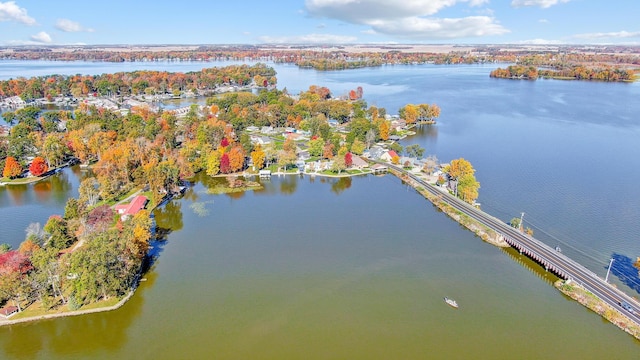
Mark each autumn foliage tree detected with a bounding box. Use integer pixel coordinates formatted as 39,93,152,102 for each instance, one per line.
220,153,231,174
3,156,22,179
29,156,48,176
444,158,480,204
344,152,353,168
227,145,246,173
250,145,266,170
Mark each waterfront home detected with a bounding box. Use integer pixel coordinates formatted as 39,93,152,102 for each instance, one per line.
398,156,418,168
259,169,271,178
2,96,26,108
114,195,148,221
371,163,388,174
85,98,119,111
297,150,310,161
363,146,385,160
0,305,18,318
249,135,272,146
296,160,306,173
391,118,407,131
260,126,276,135
350,155,369,170
380,150,399,162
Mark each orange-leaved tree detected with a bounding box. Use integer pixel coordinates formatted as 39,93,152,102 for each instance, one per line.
227,145,246,173
3,156,22,179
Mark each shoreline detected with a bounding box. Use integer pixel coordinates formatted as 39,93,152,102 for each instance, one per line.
0,288,135,327
385,164,640,340
3,162,637,341
555,279,640,340
0,169,368,326
385,166,508,248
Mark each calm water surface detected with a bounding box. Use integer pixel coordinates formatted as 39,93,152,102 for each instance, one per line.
1,61,639,357
2,175,639,359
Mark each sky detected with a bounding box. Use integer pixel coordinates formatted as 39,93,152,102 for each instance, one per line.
0,0,639,46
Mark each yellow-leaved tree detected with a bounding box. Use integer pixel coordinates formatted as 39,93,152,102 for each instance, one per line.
444,158,480,204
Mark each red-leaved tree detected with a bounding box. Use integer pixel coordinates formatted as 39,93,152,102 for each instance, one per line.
345,152,353,168
29,156,48,176
220,153,231,174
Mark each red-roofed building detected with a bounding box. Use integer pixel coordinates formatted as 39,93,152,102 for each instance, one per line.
0,305,18,318
380,150,399,162
114,195,148,220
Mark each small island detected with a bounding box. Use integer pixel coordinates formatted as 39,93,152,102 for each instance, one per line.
490,64,636,82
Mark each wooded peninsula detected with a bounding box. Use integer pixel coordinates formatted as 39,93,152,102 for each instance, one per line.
2,64,484,321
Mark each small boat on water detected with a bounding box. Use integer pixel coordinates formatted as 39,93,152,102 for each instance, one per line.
444,297,459,308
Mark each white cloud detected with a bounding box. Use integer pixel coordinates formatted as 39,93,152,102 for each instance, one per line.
511,0,570,8
305,0,507,40
573,30,640,40
538,19,549,23
259,33,357,44
518,38,563,44
30,31,52,43
0,1,36,25
55,18,94,32
369,16,508,39
306,0,486,22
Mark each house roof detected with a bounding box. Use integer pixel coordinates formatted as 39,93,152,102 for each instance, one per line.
0,305,18,317
371,164,388,170
115,195,148,216
351,155,368,167
387,150,399,158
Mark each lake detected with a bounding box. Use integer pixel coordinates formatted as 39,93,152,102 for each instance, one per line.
1,60,639,358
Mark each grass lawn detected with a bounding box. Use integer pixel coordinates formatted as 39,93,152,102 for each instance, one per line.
10,296,122,320
0,176,45,185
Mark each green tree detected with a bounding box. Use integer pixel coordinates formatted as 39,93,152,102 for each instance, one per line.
308,137,324,157
0,243,11,254
79,177,101,207
331,156,346,174
41,133,69,168
350,138,366,155
43,215,72,251
30,247,65,307
405,144,425,158
277,149,297,170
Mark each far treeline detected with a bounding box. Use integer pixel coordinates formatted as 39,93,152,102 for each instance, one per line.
1,46,639,72
1,64,458,316
0,63,277,101
489,64,636,82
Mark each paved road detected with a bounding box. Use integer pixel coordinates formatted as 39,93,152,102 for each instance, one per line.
382,161,640,326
